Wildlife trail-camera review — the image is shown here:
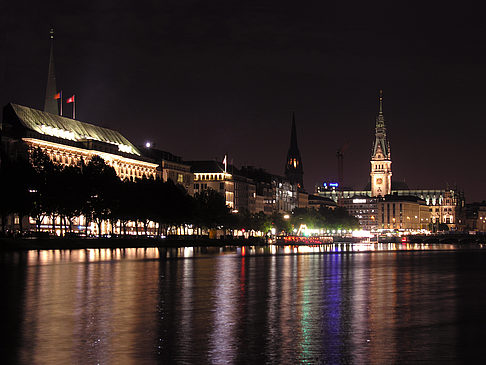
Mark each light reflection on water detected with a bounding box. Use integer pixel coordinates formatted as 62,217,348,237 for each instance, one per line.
20,243,469,266
1,243,486,364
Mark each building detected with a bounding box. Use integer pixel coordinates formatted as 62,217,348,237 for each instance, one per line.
284,112,304,189
139,146,194,195
464,202,486,232
189,162,302,214
339,196,378,231
190,161,237,209
297,190,309,210
479,206,486,232
316,91,464,231
239,166,301,214
2,103,159,181
370,90,392,197
189,160,259,213
308,194,337,210
377,195,431,231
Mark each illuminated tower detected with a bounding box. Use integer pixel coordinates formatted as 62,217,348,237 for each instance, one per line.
370,90,392,197
44,28,58,115
285,112,304,189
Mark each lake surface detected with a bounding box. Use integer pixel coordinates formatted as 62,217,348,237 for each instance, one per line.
1,243,486,364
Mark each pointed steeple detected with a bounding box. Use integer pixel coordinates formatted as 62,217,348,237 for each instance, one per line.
370,90,392,197
372,89,389,159
44,28,59,115
285,112,304,189
376,89,385,129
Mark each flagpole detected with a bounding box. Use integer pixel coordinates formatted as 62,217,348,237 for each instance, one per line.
60,90,63,116
73,94,76,119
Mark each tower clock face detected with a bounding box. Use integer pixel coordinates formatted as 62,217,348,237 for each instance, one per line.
376,178,383,184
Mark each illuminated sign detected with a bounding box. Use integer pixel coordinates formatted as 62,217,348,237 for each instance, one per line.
323,182,339,188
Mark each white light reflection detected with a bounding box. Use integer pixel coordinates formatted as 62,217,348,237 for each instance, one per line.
208,256,238,364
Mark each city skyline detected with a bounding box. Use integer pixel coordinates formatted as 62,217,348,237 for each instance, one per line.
2,2,485,201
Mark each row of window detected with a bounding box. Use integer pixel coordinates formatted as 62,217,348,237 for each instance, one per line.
196,174,225,181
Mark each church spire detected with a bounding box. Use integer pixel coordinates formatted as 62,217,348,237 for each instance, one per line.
379,89,383,114
372,89,389,159
44,28,59,115
376,89,385,130
370,90,392,197
285,112,304,189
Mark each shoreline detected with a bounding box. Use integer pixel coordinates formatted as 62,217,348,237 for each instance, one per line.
1,234,485,251
0,237,268,251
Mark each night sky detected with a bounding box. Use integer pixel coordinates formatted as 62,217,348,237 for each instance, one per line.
2,1,485,201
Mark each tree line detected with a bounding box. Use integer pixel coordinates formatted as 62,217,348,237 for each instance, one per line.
0,148,358,237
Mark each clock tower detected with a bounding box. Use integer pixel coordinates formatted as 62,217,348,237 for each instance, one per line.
370,90,392,197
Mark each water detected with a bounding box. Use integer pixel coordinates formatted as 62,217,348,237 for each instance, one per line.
1,244,486,364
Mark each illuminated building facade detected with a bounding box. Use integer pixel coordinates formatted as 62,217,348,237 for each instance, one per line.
190,161,247,211
339,196,378,231
284,112,304,189
370,90,392,197
2,103,159,180
190,162,302,214
318,187,463,230
377,195,431,231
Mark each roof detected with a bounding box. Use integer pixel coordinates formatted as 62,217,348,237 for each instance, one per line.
8,103,140,156
308,194,337,204
139,146,184,164
187,160,227,173
383,194,426,203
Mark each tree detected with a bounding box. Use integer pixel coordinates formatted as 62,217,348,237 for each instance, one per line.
438,223,450,232
82,156,119,237
193,189,230,232
0,157,35,234
56,164,84,234
29,147,59,232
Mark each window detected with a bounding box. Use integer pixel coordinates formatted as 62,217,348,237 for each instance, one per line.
194,183,199,190
177,174,184,183
220,182,225,190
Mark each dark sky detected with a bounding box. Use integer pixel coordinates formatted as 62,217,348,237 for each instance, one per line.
1,1,485,201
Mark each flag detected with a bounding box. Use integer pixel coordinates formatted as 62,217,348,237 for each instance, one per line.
66,95,75,103
223,155,227,165
54,92,61,99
